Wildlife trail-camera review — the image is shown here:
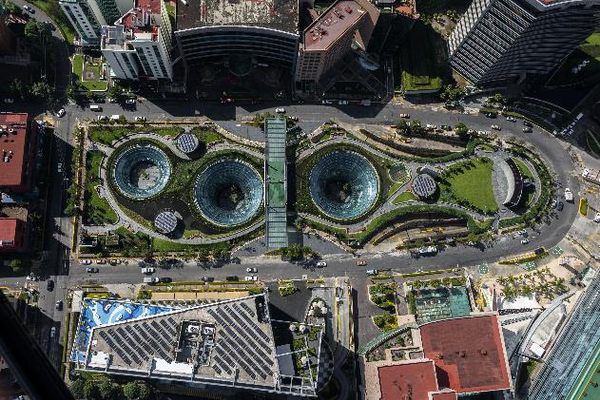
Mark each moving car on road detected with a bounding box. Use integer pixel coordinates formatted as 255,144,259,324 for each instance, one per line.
141,267,155,274
244,276,258,281
22,5,34,13
557,201,564,211
399,113,410,118
56,108,66,118
522,127,533,133
275,107,286,113
366,269,379,276
564,188,574,202
356,260,367,266
159,277,172,283
201,276,214,282
46,280,54,291
143,277,160,284
491,124,501,130
246,267,257,273
55,300,63,310
316,261,327,268
85,267,99,273
594,212,600,223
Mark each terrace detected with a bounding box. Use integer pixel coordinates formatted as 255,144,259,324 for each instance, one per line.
176,0,299,33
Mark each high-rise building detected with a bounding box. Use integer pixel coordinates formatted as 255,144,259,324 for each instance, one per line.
295,0,380,95
59,0,133,46
101,0,172,80
448,0,600,87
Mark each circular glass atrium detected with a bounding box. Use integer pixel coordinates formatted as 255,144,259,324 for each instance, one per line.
194,159,263,226
309,150,379,220
113,144,171,200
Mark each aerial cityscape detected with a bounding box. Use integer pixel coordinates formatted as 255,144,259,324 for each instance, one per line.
0,0,599,399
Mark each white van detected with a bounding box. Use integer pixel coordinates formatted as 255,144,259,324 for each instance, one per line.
110,114,122,121
90,104,102,111
143,277,159,284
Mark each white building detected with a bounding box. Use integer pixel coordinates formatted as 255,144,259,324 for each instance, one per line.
101,0,172,80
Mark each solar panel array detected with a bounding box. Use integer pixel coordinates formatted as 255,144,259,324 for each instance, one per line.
176,133,200,154
412,174,437,198
154,211,178,234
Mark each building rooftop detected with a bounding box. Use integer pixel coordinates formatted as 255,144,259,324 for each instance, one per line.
0,218,19,248
0,113,29,190
175,0,298,33
429,390,458,400
378,359,439,400
420,314,512,394
303,0,368,51
118,0,161,38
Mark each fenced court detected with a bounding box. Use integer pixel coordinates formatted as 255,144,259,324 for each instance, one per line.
414,286,471,325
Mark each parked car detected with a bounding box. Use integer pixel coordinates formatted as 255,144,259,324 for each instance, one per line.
134,116,146,122
244,276,258,281
46,280,54,291
564,188,574,202
246,267,257,273
399,113,410,119
521,239,530,245
201,276,214,282
440,124,452,131
86,267,99,273
50,326,56,338
55,300,63,310
143,277,160,284
550,199,557,209
491,124,501,130
22,5,35,13
141,267,155,274
366,269,379,276
56,162,63,174
523,120,533,127
506,116,517,122
97,115,108,121
338,100,348,105
3,98,14,103
159,277,172,283
226,276,239,281
89,104,102,112
56,108,66,118
316,261,327,268
275,107,286,113
124,98,136,105
356,260,367,266
557,201,564,211
594,212,600,223
522,127,533,133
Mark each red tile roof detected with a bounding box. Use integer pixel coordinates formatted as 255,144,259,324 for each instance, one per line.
0,218,19,248
378,359,439,400
120,0,161,36
430,390,458,400
420,314,512,394
0,113,29,190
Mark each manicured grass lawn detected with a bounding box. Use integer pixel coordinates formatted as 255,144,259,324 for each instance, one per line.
393,191,417,205
373,313,398,332
399,21,445,93
441,157,498,214
581,32,600,60
83,151,118,225
88,126,132,145
29,0,75,44
72,54,108,91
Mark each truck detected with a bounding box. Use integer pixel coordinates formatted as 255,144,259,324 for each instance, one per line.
564,188,574,203
143,277,159,284
582,168,600,186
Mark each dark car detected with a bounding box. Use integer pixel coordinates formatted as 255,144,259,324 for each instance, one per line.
159,277,172,283
86,267,99,273
225,276,239,282
523,120,533,127
201,276,215,282
557,201,564,211
46,280,54,291
55,300,63,310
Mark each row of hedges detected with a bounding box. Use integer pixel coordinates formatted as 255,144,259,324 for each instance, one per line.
360,128,454,158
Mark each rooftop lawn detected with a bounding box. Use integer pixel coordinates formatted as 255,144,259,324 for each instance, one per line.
73,54,108,91
440,157,498,214
399,21,445,93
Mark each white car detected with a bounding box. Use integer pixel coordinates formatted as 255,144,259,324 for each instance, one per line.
594,212,600,223
246,267,257,273
3,98,14,104
506,116,516,122
80,259,92,265
275,107,286,113
316,261,327,268
491,125,501,130
56,108,66,118
134,116,146,122
244,276,258,281
97,115,108,121
521,239,530,245
141,267,155,274
399,113,410,118
338,100,348,105
23,5,35,13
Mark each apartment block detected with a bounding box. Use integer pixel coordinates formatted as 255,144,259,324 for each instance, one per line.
448,0,600,87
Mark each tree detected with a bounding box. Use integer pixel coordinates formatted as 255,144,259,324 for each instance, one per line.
69,378,85,399
9,259,23,273
9,79,27,100
31,81,53,102
440,84,465,102
83,380,101,400
454,122,469,138
492,93,507,105
98,380,119,400
107,83,123,100
123,381,150,400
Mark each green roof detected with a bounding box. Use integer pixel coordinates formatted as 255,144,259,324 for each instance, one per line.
265,118,288,248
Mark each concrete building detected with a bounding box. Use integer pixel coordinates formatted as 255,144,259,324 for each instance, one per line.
59,0,133,46
173,0,299,81
295,0,380,96
448,0,600,87
0,113,36,194
0,218,25,252
101,0,172,80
